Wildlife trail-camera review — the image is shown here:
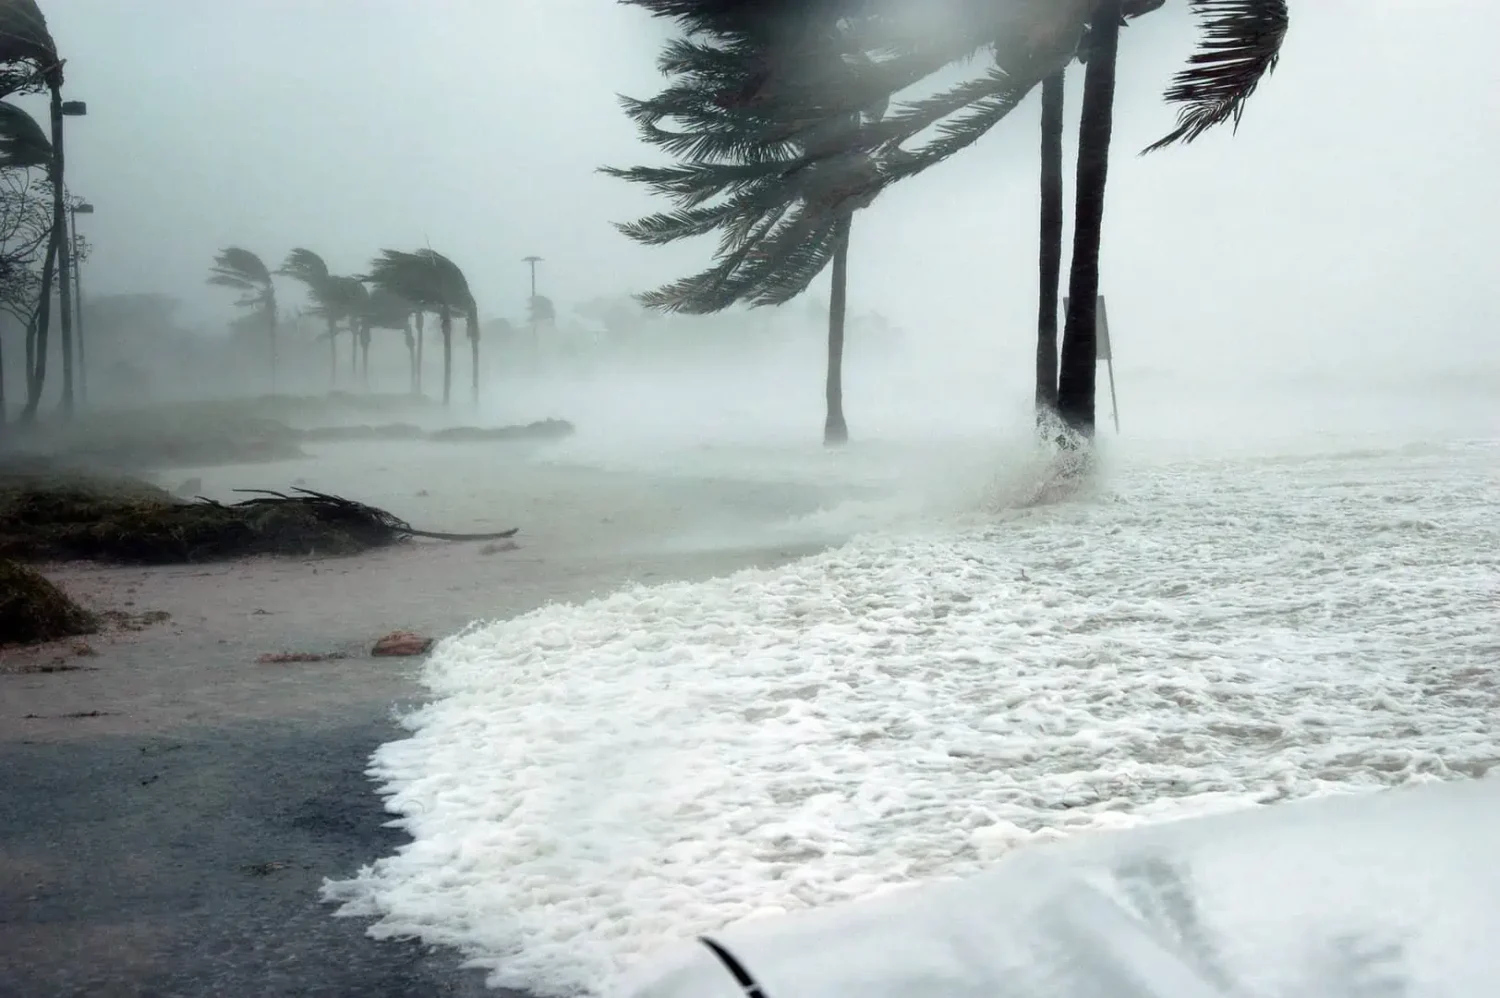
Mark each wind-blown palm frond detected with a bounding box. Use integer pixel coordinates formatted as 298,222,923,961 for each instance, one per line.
363,285,415,330
208,247,275,310
365,248,476,332
1143,0,1289,153
0,0,57,96
611,3,896,314
0,99,48,168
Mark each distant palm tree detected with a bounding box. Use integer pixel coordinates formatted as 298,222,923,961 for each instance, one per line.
332,275,369,385
208,247,278,390
360,285,420,393
364,249,479,406
0,2,64,423
277,248,344,386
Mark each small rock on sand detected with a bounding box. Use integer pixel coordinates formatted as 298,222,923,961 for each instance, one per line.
371,631,433,657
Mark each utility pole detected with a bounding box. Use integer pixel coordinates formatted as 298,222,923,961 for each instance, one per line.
522,255,542,361
70,200,94,406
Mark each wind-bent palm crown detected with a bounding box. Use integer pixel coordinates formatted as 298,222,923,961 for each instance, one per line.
0,0,58,97
0,100,48,169
621,0,1288,217
208,247,275,312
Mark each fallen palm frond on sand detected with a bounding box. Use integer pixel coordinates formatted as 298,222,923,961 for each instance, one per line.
0,475,517,565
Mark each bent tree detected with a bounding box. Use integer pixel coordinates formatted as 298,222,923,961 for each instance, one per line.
207,247,278,390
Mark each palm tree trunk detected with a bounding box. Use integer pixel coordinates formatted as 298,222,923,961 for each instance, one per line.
267,302,278,393
440,306,453,406
468,310,479,407
20,228,60,423
1056,2,1122,438
403,320,417,394
327,319,338,386
1036,69,1066,422
824,214,852,446
49,83,75,419
414,312,425,396
360,330,370,388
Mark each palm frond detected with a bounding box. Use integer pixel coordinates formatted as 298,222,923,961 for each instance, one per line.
1143,0,1289,153
0,99,47,168
277,247,330,286
879,65,1038,184
0,0,57,91
208,246,271,286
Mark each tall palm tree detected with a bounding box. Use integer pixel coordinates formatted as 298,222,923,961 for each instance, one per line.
0,2,63,423
361,285,419,393
277,248,344,386
0,99,50,423
608,6,887,445
364,249,478,406
208,247,278,390
331,275,369,385
1036,70,1065,423
631,0,1289,439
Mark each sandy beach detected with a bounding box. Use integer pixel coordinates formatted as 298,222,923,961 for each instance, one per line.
0,439,855,997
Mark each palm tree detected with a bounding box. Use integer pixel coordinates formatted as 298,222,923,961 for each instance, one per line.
0,99,50,423
607,8,888,445
277,248,345,386
0,2,64,423
331,275,369,385
1036,70,1065,423
631,0,1289,439
364,249,478,406
361,285,420,393
208,248,278,390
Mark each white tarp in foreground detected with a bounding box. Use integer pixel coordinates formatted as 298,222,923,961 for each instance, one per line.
612,776,1500,998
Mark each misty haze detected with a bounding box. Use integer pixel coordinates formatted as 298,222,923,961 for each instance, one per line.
1,1,1496,997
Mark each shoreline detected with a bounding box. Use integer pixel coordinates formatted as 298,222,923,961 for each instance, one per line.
2,531,830,996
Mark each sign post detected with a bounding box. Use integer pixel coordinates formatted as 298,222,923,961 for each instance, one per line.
1063,294,1120,433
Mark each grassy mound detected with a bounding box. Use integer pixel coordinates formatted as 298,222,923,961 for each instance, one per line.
0,473,421,564
0,559,98,645
0,407,304,471
428,419,575,443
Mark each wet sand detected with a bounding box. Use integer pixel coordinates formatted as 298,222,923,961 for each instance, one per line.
0,444,848,997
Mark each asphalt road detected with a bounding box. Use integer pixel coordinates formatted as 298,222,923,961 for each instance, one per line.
0,715,524,998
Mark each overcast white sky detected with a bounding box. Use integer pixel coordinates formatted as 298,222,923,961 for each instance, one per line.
26,0,1500,384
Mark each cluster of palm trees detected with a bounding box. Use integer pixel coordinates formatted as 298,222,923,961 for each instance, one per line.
609,0,1290,446
0,0,87,425
207,245,480,405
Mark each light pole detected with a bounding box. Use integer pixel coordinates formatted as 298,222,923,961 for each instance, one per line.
54,97,86,415
70,200,94,405
522,255,542,361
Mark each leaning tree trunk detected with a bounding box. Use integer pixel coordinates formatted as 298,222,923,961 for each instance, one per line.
468,308,480,407
1056,1,1121,438
19,228,60,423
414,311,425,396
439,306,453,406
1036,69,1066,423
327,319,338,386
266,296,278,393
824,214,852,446
360,330,371,388
49,83,75,419
403,320,417,394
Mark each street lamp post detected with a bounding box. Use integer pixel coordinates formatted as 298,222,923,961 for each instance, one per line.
54,97,86,415
522,255,542,362
70,200,94,405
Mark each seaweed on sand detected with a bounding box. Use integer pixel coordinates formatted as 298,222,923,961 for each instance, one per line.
0,560,99,645
0,478,518,565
